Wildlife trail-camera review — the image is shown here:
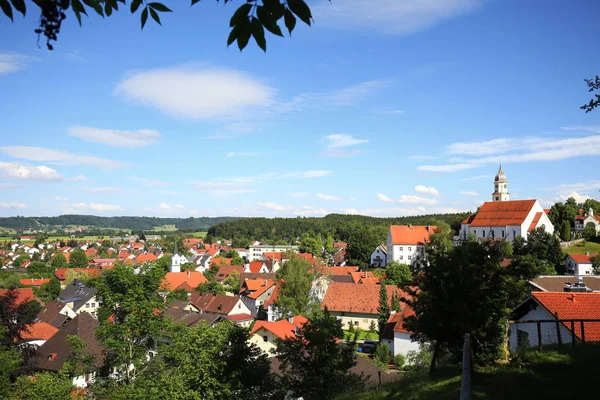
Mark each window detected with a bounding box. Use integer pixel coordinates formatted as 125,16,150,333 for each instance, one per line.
238,304,241,309
91,303,95,308
262,335,268,343
502,230,505,238
408,255,412,260
399,247,403,251
408,247,412,252
400,255,403,260
354,321,359,326
482,230,485,237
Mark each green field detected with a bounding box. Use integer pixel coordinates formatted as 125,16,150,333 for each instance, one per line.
188,232,208,238
564,240,600,255
339,345,600,400
343,330,378,341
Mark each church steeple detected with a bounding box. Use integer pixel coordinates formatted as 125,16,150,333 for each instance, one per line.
170,240,181,273
492,164,509,202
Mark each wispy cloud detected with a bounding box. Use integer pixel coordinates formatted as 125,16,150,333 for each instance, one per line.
64,202,123,213
128,176,167,187
0,53,38,74
461,191,479,197
288,192,307,197
312,0,485,35
257,202,285,211
0,202,27,209
226,152,264,158
323,134,369,148
377,193,394,203
115,66,276,120
68,126,160,148
316,193,341,201
415,185,440,196
159,202,185,210
0,162,62,181
377,192,437,205
0,146,126,168
54,196,68,202
85,187,123,193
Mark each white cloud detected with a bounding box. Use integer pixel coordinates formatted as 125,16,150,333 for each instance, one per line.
415,185,440,196
0,53,37,74
398,195,437,205
68,126,160,148
159,202,185,210
85,187,122,193
226,152,264,158
0,146,126,168
312,0,484,35
288,192,307,197
66,202,123,212
377,193,394,203
293,206,329,216
72,174,87,181
558,192,591,203
316,193,341,201
115,66,275,120
0,202,27,209
288,170,332,178
459,174,490,181
461,191,479,197
257,202,285,211
128,176,166,187
0,162,62,181
323,134,369,148
54,196,68,202
555,180,600,196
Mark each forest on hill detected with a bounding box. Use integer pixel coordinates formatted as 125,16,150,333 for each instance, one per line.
208,212,471,242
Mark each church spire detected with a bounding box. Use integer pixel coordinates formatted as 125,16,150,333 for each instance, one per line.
492,164,509,202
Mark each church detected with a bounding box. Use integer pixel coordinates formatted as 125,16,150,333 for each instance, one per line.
459,165,554,242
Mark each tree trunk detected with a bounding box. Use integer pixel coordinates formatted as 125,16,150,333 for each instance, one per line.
428,341,441,376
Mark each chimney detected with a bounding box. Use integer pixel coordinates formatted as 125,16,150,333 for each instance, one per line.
218,303,222,310
187,270,191,277
288,315,294,324
586,251,590,257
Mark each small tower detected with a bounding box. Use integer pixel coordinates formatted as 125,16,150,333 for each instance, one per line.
170,241,181,273
492,164,509,202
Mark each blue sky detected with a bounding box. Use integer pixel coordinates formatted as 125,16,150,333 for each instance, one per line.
0,0,599,218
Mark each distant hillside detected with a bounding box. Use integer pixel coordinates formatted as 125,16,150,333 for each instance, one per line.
0,215,241,232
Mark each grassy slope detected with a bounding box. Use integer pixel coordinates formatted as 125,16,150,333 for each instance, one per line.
188,232,208,238
340,345,599,400
564,241,600,255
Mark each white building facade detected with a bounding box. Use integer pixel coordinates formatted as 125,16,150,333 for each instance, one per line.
248,245,299,261
386,225,435,267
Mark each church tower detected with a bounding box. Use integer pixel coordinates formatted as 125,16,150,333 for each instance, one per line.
170,241,181,273
492,164,509,202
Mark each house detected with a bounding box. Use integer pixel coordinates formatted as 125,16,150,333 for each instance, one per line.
370,244,387,268
189,292,252,318
90,258,116,268
58,279,99,318
248,244,299,261
162,304,222,328
244,261,271,274
0,288,43,307
326,266,359,276
232,248,247,259
509,292,600,352
35,312,104,388
215,265,245,283
565,253,598,276
380,308,419,357
54,268,100,286
385,225,436,267
574,208,600,233
321,282,408,330
222,313,254,328
529,275,600,292
162,270,207,292
19,278,51,288
19,321,58,349
240,278,277,317
36,298,77,328
136,252,157,265
249,315,308,355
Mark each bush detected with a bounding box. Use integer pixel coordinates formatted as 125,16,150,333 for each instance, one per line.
405,349,433,372
375,343,390,365
394,353,406,369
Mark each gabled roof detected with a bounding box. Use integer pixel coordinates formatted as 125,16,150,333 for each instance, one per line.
239,272,276,288
527,212,543,232
467,200,537,227
189,293,244,315
530,292,600,341
0,288,39,306
247,261,267,273
20,278,51,286
321,283,408,315
250,315,308,340
530,276,600,292
59,281,97,312
568,253,597,264
21,321,58,342
162,271,207,292
54,268,100,281
136,253,157,264
326,266,359,275
223,313,254,322
36,299,70,328
211,257,232,267
389,225,436,245
381,307,416,339
35,312,103,372
243,279,276,300
350,271,375,284
215,265,244,282
162,307,220,327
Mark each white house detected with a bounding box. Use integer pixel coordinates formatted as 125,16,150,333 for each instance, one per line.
370,244,387,268
381,310,420,358
386,225,436,267
459,167,554,242
509,291,600,352
565,253,598,276
575,208,600,233
248,244,299,261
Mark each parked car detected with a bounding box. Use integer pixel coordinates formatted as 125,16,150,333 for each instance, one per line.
358,340,378,353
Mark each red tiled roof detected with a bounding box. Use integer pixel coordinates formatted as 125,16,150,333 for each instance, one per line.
250,315,308,340
321,283,409,315
246,279,276,300
189,293,244,315
54,268,100,281
223,313,254,322
350,271,375,284
21,321,59,341
0,288,37,306
359,277,380,285
568,254,598,263
136,253,157,264
532,292,600,341
162,271,207,291
263,252,283,261
543,208,551,214
467,200,537,227
247,261,266,273
389,225,436,245
211,258,233,267
527,212,543,232
297,253,316,261
326,266,359,275
85,248,97,257
19,278,51,287
215,265,244,282
263,281,281,308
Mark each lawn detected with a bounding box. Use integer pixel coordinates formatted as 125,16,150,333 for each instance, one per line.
343,329,378,341
563,240,600,255
188,232,208,238
338,345,600,400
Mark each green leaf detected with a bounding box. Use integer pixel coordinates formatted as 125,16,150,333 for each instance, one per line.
141,6,149,29
256,5,283,37
104,0,113,17
130,0,143,13
283,8,296,36
148,2,172,12
0,0,13,21
287,0,311,26
9,0,25,16
236,19,252,51
251,17,266,52
227,25,239,47
149,7,161,25
229,3,252,27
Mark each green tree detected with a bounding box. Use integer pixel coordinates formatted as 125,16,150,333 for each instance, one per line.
26,261,53,278
34,278,61,303
11,371,74,400
514,227,563,272
68,248,88,269
12,254,29,268
591,256,600,275
275,255,313,316
375,342,390,365
377,283,389,339
0,327,22,399
231,253,245,266
583,224,598,241
384,261,412,287
390,292,401,312
299,234,321,257
564,197,579,227
275,309,364,400
195,280,226,295
223,270,240,293
325,234,335,255
167,288,190,302
347,226,387,269
582,198,600,215
560,220,572,242
63,336,95,379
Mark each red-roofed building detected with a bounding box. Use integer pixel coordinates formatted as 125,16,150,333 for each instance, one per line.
574,207,600,234
385,225,436,267
161,270,207,292
326,266,359,275
249,315,308,355
54,268,100,283
189,293,251,319
321,282,409,330
90,258,116,268
381,306,419,357
215,265,244,283
20,321,59,348
211,258,233,267
19,278,51,288
240,278,277,317
0,288,42,306
244,261,269,274
84,248,97,257
565,253,598,276
136,253,157,264
510,292,600,352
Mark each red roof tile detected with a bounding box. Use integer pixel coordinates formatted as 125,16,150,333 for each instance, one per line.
211,258,233,267
54,268,100,281
21,321,59,341
326,266,359,275
19,278,51,287
223,313,254,322
161,271,207,291
527,212,543,232
468,200,537,227
246,279,276,300
568,254,598,263
350,271,375,284
0,288,38,306
136,253,157,264
247,261,266,273
532,292,600,341
389,225,436,245
321,283,409,315
250,315,308,340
